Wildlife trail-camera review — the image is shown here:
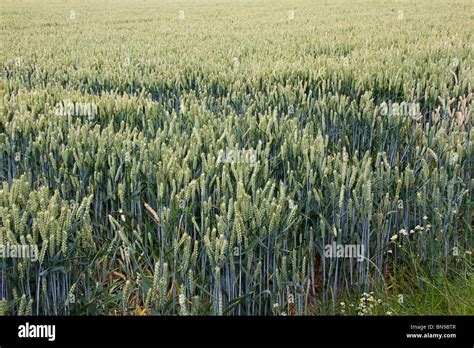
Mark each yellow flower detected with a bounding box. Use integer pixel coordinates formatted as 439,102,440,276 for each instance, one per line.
390,234,398,241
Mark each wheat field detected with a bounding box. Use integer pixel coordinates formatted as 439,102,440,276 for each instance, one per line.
0,0,472,315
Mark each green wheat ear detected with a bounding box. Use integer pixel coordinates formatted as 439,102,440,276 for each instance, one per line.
0,0,471,316
0,299,7,316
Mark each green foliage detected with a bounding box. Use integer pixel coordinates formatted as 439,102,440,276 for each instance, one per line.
0,0,472,315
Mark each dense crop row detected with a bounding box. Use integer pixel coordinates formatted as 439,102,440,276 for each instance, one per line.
0,0,472,315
